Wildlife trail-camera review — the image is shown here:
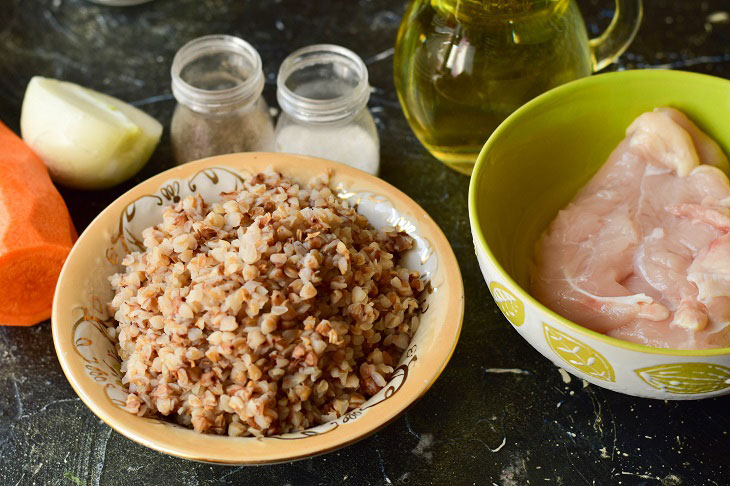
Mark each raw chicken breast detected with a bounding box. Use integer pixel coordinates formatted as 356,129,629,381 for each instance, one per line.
532,108,730,349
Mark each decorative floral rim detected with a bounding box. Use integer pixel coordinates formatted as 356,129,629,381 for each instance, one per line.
111,168,246,256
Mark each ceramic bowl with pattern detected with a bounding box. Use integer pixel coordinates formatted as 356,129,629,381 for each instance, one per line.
52,152,464,463
469,70,730,400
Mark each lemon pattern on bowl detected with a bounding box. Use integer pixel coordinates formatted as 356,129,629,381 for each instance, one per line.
489,282,525,327
635,363,730,394
543,323,616,382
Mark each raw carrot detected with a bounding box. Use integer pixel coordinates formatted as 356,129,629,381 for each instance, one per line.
0,120,77,325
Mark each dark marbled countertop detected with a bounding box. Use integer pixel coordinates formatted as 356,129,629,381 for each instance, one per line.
1,0,729,484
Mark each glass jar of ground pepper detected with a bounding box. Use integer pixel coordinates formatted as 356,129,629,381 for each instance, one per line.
170,35,275,165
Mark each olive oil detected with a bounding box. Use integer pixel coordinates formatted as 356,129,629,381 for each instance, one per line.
394,0,592,174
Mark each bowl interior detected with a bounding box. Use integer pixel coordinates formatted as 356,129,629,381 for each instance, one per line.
472,70,730,291
53,153,463,464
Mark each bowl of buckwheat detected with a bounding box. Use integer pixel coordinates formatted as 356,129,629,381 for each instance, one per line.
52,152,464,464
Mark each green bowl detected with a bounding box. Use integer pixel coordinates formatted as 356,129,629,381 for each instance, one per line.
469,70,730,399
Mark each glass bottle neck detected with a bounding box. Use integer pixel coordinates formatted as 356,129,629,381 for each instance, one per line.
276,44,370,125
171,35,265,114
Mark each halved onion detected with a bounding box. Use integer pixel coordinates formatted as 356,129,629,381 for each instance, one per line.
20,76,162,189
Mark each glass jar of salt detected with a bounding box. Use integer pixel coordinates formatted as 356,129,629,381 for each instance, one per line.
274,44,380,175
170,35,274,165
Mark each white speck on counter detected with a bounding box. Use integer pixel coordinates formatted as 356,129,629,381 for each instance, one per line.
488,436,507,453
483,367,530,375
707,11,730,23
412,433,434,461
375,447,392,484
558,368,572,384
365,47,395,65
618,471,665,481
500,455,529,486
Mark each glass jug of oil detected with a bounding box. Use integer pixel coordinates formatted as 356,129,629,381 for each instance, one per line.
394,0,642,174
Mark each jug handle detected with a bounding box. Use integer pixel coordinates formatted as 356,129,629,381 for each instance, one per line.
589,0,643,71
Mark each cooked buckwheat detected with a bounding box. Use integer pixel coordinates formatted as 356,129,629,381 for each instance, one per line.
108,170,425,436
